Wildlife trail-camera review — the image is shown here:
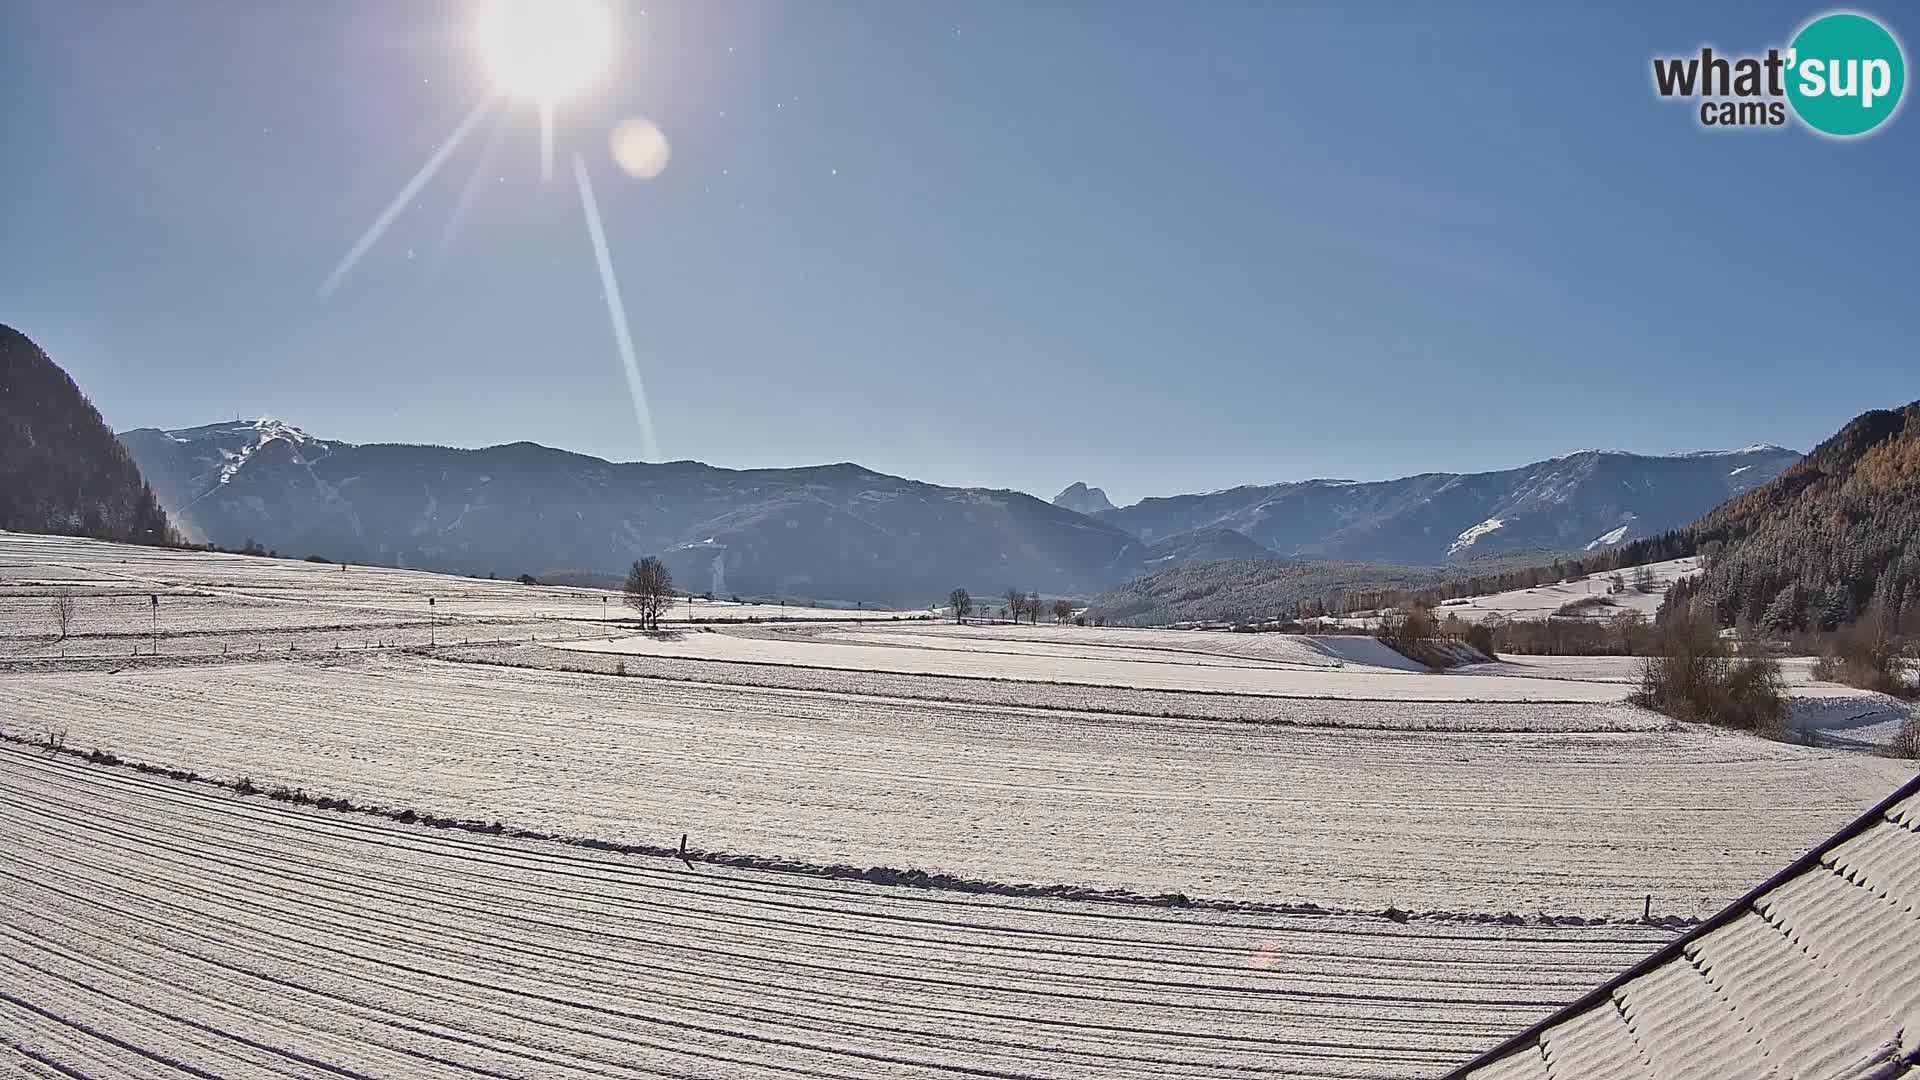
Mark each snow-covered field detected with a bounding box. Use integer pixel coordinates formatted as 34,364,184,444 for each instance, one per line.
831,623,1442,671
4,652,1908,917
1431,557,1701,624
556,627,1630,702
445,642,1673,732
0,531,926,660
2,533,1914,1076
0,745,1676,1078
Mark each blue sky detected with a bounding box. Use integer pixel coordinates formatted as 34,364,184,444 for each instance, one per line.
2,2,1913,505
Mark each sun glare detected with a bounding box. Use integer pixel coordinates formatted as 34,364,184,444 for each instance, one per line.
475,0,615,103
327,0,658,453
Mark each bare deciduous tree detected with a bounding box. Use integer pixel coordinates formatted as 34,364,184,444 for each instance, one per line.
1004,588,1024,625
1632,564,1659,594
1052,599,1073,624
1025,591,1041,625
624,557,675,631
51,591,74,640
948,588,972,624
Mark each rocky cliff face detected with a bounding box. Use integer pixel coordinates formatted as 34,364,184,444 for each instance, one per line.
1052,482,1116,515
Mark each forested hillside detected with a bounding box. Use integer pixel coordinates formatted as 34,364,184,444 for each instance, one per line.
0,325,174,545
1087,559,1453,625
1668,400,1920,635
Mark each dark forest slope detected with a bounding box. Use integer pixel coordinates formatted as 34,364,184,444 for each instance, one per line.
1670,400,1920,633
0,325,173,545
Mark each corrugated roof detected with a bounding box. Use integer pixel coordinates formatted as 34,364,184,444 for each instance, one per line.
1448,772,1920,1080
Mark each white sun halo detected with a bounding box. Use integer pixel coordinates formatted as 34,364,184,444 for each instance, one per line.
475,0,615,103
326,0,661,458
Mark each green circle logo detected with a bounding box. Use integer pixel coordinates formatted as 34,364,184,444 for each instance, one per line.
1787,12,1906,136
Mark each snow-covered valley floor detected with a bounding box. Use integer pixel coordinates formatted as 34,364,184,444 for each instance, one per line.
1,532,1914,1077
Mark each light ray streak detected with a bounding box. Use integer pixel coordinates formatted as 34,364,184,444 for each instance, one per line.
428,106,513,274
571,152,658,459
319,96,498,297
540,101,555,182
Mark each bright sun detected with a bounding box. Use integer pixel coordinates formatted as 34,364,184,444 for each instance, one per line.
475,0,615,103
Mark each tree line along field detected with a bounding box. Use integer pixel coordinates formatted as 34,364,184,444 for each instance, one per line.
0,745,1682,1079
2,531,1915,1076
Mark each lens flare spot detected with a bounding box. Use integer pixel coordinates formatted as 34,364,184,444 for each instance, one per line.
1248,942,1287,970
610,117,672,179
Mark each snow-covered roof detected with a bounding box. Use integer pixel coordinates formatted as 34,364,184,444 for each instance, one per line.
1449,772,1920,1078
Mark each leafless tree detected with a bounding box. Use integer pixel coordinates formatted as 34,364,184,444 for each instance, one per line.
1026,591,1042,625
51,591,74,640
948,588,973,623
1052,599,1074,624
1632,564,1659,594
624,557,675,631
1004,588,1024,624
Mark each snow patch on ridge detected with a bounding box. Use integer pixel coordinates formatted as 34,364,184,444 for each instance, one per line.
1447,517,1505,556
1682,444,1792,458
1585,524,1631,551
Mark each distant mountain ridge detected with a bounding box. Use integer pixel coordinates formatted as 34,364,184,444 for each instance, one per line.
120,416,1801,608
1,325,174,545
1094,446,1800,566
119,419,1149,605
1143,526,1272,567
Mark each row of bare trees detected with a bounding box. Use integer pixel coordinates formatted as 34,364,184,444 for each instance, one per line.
945,587,1075,625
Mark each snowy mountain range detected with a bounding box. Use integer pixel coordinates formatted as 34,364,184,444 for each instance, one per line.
1078,445,1800,566
117,418,1800,604
117,419,1147,604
